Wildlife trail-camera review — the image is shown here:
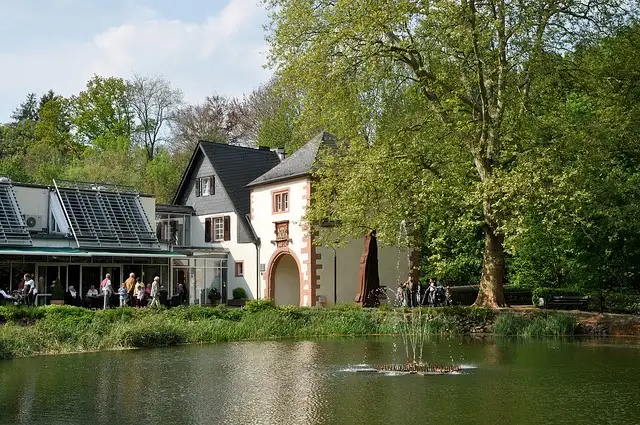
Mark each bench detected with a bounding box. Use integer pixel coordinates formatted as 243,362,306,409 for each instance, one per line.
505,291,532,305
544,295,590,310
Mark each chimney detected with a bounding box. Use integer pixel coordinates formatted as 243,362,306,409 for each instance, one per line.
275,147,286,161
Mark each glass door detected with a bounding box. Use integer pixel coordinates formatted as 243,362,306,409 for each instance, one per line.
82,266,102,298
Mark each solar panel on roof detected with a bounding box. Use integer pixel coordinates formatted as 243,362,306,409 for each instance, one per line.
53,180,160,249
0,181,33,246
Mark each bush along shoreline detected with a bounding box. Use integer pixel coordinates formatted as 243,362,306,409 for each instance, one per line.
0,301,583,361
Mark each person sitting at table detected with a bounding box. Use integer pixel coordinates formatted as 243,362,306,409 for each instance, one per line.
65,285,82,307
85,285,100,309
0,287,13,304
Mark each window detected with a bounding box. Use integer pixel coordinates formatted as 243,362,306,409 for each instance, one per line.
195,176,215,197
235,261,244,277
213,217,224,241
272,189,289,213
204,216,231,242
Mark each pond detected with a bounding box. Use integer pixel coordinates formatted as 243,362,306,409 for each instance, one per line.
1,336,639,425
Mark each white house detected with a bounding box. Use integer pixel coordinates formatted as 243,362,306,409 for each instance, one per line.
164,142,282,304
165,133,408,307
246,132,408,307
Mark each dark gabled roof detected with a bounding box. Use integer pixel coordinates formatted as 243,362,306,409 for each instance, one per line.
247,131,337,187
173,141,281,216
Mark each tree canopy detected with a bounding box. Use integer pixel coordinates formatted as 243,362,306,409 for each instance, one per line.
266,0,639,305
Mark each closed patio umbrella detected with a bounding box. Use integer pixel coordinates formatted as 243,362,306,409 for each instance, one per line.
356,230,380,308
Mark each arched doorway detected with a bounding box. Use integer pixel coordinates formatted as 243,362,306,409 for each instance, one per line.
268,252,301,306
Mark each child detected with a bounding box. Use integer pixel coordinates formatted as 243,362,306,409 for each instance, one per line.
118,282,127,307
136,279,146,307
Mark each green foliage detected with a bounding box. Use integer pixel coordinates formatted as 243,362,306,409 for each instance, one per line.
207,287,221,304
587,292,640,315
244,298,275,313
51,279,64,301
266,0,636,306
232,287,248,300
495,313,577,336
531,288,585,306
0,305,606,360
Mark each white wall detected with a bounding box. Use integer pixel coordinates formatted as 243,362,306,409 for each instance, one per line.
13,185,49,230
138,196,156,228
250,177,311,304
315,240,409,307
189,212,258,300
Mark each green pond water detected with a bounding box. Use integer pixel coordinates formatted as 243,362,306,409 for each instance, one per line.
1,336,639,425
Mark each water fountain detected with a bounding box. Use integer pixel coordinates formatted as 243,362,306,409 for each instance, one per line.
349,221,468,376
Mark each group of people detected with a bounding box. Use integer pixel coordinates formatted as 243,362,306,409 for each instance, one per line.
92,273,167,309
1,272,188,309
0,273,37,306
396,277,452,308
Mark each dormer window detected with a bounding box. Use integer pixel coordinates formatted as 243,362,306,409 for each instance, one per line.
196,176,215,197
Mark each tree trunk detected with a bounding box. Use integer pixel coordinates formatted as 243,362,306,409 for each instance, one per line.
473,223,507,307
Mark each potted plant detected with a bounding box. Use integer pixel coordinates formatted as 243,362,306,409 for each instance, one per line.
228,287,248,307
207,287,221,306
51,279,64,305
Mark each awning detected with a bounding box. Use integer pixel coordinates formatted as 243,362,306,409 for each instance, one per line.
0,247,185,258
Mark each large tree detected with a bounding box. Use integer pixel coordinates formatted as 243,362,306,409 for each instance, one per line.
71,75,133,153
128,74,183,160
170,94,234,154
266,0,633,306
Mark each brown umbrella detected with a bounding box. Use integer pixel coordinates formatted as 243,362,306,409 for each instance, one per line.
356,230,380,307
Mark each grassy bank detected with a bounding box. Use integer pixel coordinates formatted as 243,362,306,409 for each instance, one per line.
0,302,577,360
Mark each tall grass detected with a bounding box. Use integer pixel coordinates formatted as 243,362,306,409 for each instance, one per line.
494,312,577,336
0,304,574,360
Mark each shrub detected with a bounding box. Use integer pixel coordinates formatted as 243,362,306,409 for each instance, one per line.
531,287,584,306
207,287,221,304
244,299,275,313
0,306,46,323
117,319,186,348
589,292,640,315
232,287,248,300
495,312,576,336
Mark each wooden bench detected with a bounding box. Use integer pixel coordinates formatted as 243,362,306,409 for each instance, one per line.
544,295,590,310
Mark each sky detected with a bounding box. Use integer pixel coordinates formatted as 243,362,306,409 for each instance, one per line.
0,0,273,121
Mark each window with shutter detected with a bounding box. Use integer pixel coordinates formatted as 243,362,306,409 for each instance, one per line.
223,215,231,241
205,218,211,242
209,176,215,195
196,179,201,197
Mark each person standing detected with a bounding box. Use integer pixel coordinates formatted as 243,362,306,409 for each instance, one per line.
118,283,127,307
101,273,113,309
133,278,144,307
149,276,161,308
124,273,136,306
23,274,35,306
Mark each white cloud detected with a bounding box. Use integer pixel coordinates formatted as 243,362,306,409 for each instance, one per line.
0,0,272,120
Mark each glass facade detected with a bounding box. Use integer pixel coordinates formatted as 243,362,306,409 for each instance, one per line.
0,257,171,304
156,214,191,247
172,257,228,305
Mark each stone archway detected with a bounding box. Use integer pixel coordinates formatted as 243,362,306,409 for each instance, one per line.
265,249,303,306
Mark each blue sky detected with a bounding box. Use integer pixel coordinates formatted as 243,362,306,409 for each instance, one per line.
0,0,272,121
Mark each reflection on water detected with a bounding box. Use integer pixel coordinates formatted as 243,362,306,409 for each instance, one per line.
1,336,640,425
